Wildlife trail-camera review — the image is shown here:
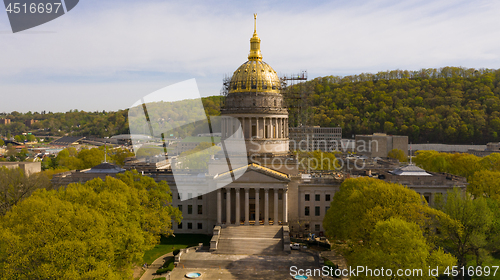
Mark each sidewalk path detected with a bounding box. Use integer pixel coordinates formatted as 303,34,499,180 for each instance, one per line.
139,252,174,280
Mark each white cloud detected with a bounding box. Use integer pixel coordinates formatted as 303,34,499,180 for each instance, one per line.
1,0,500,112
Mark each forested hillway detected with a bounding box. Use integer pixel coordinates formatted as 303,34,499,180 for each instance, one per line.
2,66,500,144
295,66,500,144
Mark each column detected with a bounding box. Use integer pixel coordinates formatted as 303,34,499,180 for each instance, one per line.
263,117,267,138
264,189,269,225
235,188,241,225
274,189,279,224
245,188,250,225
217,188,222,225
272,117,274,138
256,117,259,138
226,188,231,225
286,119,289,137
274,117,277,138
255,188,260,225
282,118,285,138
278,118,281,138
283,188,288,224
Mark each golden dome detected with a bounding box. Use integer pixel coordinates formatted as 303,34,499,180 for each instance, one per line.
228,14,281,94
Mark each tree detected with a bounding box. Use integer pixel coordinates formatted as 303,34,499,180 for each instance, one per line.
178,142,221,170
0,167,53,215
56,148,83,170
323,177,448,243
5,144,16,157
0,190,123,280
387,148,407,162
468,170,500,200
77,148,104,169
485,198,500,255
353,218,455,280
26,134,36,142
0,139,4,147
323,178,456,279
15,148,28,161
302,150,341,171
437,188,493,277
0,172,181,279
109,147,134,166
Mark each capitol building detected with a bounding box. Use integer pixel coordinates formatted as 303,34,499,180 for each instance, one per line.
167,15,338,238
160,16,469,243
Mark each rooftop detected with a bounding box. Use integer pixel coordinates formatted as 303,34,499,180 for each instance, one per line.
389,164,431,176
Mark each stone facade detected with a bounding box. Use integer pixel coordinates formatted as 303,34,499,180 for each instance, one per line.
355,133,408,158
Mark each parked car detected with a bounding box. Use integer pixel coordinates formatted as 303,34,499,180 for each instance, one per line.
291,243,300,250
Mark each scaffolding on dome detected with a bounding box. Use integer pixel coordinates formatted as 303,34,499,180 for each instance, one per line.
281,70,309,127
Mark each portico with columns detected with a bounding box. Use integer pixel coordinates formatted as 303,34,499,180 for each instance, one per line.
215,164,290,226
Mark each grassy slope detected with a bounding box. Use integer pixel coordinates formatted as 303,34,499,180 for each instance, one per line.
142,234,211,264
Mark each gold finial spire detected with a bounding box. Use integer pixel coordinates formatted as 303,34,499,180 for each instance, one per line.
254,13,257,34
248,14,262,61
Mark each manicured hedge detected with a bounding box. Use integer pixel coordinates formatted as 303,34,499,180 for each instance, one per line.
155,258,175,275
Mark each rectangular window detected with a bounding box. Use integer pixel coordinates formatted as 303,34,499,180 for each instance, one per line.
178,193,182,200
178,205,182,212
197,223,202,229
187,222,192,229
305,194,310,201
188,205,192,215
326,206,330,214
305,206,310,216
198,205,203,215
305,223,310,231
315,224,320,231
315,194,320,201
325,194,331,201
197,193,203,200
178,222,182,229
315,206,320,216
188,193,193,199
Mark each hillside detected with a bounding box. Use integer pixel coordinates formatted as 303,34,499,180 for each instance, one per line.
293,67,500,144
2,67,500,144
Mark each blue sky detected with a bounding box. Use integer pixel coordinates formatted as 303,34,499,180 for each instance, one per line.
1,0,500,112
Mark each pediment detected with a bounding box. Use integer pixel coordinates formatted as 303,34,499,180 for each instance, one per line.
215,163,290,182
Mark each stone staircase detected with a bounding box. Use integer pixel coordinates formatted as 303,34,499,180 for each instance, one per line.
216,225,283,255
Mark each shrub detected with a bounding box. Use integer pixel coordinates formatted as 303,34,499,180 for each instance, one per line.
155,259,175,275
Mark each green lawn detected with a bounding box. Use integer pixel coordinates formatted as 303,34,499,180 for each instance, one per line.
142,234,211,265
